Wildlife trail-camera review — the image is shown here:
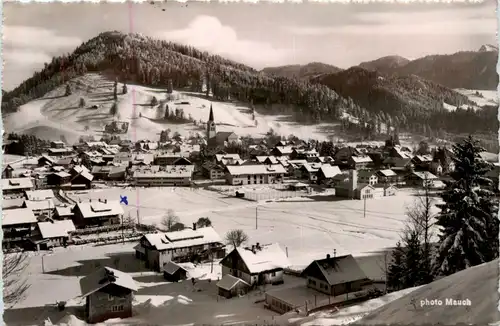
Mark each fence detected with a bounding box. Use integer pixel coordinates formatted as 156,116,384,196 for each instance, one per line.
243,190,309,202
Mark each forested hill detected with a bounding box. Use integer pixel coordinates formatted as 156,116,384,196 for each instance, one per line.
261,62,343,80
2,31,369,125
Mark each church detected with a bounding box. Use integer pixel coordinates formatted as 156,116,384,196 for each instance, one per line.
206,104,238,149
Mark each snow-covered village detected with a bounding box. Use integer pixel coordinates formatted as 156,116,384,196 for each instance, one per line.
2,1,500,326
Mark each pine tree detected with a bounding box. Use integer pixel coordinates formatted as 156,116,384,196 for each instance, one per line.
402,228,423,288
110,102,118,115
387,242,405,291
65,84,72,96
151,96,158,107
122,83,128,94
433,135,499,277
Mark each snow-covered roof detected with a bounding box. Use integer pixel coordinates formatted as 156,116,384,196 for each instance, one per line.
273,146,294,155
377,169,397,177
319,165,342,178
24,199,55,211
25,189,55,201
2,177,34,191
411,171,438,180
351,156,373,163
235,243,290,274
80,267,138,298
3,208,37,226
55,205,74,217
301,163,322,173
75,200,124,218
38,220,76,239
303,254,368,285
144,227,223,251
2,198,24,209
226,164,286,176
216,274,249,291
163,261,188,275
216,154,241,162
133,165,194,178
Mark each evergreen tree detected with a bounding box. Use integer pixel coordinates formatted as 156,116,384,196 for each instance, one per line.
79,97,86,108
65,84,72,96
122,83,128,94
433,135,499,277
151,96,158,107
110,102,118,115
387,241,405,291
113,84,118,100
167,79,173,94
402,228,423,288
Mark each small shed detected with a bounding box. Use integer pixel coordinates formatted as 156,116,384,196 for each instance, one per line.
216,274,250,299
163,261,188,282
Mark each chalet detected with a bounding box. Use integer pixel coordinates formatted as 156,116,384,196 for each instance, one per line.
219,243,290,287
71,169,94,189
429,161,443,175
357,170,378,186
2,164,14,179
348,155,373,170
388,147,412,159
54,157,75,168
335,170,375,200
91,166,127,181
153,154,192,166
202,162,226,180
133,165,195,187
225,164,286,185
301,254,369,297
285,160,308,178
35,219,76,249
217,274,250,299
72,200,124,228
54,204,75,220
383,157,414,174
162,261,189,282
50,140,65,149
215,154,243,166
375,169,398,185
373,184,398,197
80,267,138,324
135,226,225,272
2,208,38,249
405,171,438,188
25,189,55,201
2,177,34,195
22,199,55,217
256,156,279,165
412,155,434,170
38,155,56,167
299,163,323,182
290,149,319,161
46,171,72,188
334,147,361,163
271,146,294,157
47,148,74,157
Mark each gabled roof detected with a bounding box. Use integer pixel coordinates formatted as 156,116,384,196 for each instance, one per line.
233,243,290,274
38,220,76,239
319,165,342,178
79,267,137,298
2,208,37,226
163,261,188,275
358,170,378,178
410,171,438,180
55,205,74,217
24,199,55,211
25,189,55,201
75,200,124,218
143,227,223,251
2,177,34,191
216,274,250,291
376,169,397,177
350,156,373,163
226,164,287,176
302,254,368,286
273,146,294,155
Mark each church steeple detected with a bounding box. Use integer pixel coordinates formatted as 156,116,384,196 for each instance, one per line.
208,104,214,122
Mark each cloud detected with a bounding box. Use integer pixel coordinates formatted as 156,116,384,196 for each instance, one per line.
155,15,290,68
3,25,82,51
284,8,496,36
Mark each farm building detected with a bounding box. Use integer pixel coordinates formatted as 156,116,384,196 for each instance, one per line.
220,243,290,288
79,267,138,324
217,274,250,299
133,165,195,187
135,226,225,272
162,261,188,282
2,177,34,195
38,155,56,167
34,219,76,250
72,199,124,228
225,164,286,185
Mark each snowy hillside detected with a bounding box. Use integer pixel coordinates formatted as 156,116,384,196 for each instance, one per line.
443,88,498,111
3,73,338,144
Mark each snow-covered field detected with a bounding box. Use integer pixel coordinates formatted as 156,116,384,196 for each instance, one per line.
2,73,338,144
65,187,441,268
444,89,498,111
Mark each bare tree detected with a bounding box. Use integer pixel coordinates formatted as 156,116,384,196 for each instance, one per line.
3,252,31,308
196,217,212,228
225,229,249,248
161,209,180,231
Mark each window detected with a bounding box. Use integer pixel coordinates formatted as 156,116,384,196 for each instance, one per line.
111,305,124,312
108,294,114,301
271,272,276,277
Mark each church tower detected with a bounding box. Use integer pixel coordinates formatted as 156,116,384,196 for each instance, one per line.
207,104,217,141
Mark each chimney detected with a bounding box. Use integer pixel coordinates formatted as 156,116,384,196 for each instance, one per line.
326,254,331,259
193,222,197,230
105,199,107,204
256,242,260,250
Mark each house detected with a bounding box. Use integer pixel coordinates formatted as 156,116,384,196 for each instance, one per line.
22,199,55,217
429,161,443,175
388,147,412,159
217,274,250,299
46,171,72,188
215,154,243,166
54,204,75,220
71,169,94,189
285,160,308,178
299,163,323,182
54,157,75,168
133,165,195,187
405,171,438,188
2,177,34,195
335,170,375,200
162,261,188,282
153,154,192,166
92,166,127,181
357,170,379,186
79,267,138,324
35,219,76,249
2,198,24,210
50,140,66,149
225,164,286,185
270,146,294,157
38,155,56,167
290,149,319,161
72,200,124,228
219,243,290,287
256,156,279,165
348,155,373,170
135,226,225,272
25,189,55,201
301,254,370,297
2,208,38,249
313,156,335,164
375,169,398,185
202,162,226,180
2,164,14,179
48,147,74,157
334,147,361,163
412,155,434,170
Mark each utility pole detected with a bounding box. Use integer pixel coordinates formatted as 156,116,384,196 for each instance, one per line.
255,206,258,230
363,196,366,218
137,208,140,225
122,215,125,244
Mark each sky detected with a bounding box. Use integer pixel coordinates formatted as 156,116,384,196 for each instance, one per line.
2,0,497,91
